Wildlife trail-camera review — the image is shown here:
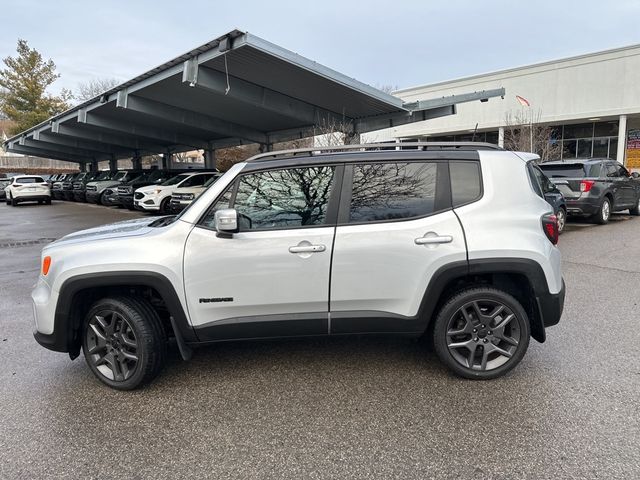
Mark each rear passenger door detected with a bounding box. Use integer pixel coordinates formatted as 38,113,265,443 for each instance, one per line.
329,157,469,334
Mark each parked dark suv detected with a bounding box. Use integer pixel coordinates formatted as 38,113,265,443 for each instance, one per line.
529,163,568,233
540,159,640,224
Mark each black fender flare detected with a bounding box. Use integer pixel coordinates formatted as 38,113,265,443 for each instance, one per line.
417,258,564,343
36,271,195,357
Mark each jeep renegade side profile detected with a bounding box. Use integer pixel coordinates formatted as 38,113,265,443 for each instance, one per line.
31,143,565,390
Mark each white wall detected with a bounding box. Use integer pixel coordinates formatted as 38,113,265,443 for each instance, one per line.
364,44,640,141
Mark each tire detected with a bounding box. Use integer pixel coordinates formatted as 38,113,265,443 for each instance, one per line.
159,197,170,215
82,296,167,390
10,195,17,206
630,196,640,216
556,207,567,234
593,197,611,225
433,287,530,380
45,198,52,205
97,191,106,206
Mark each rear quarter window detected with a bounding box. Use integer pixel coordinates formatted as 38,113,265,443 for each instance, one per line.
450,161,482,207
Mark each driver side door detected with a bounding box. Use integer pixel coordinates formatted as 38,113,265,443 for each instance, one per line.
182,164,341,342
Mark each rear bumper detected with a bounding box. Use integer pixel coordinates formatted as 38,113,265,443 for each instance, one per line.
537,279,565,328
14,195,50,202
565,198,600,215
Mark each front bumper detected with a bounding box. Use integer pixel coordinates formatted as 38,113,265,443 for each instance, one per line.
119,195,134,208
51,190,65,200
62,190,75,200
86,191,100,203
537,279,565,328
169,199,191,212
73,190,86,202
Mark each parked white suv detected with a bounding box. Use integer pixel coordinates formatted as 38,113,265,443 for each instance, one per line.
5,175,51,206
31,143,565,389
134,172,218,213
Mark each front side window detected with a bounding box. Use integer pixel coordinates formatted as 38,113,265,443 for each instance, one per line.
606,164,619,178
348,162,440,223
233,167,335,230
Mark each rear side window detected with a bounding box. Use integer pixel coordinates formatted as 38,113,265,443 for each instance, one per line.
348,162,441,223
16,177,44,184
450,161,481,207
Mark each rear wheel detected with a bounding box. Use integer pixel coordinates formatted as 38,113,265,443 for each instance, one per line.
45,197,52,205
10,194,17,206
433,287,530,379
593,197,611,224
82,296,167,390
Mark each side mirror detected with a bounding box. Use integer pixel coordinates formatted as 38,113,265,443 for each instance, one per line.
631,172,640,179
214,208,238,238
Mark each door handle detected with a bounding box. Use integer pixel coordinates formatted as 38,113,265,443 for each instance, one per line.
289,244,326,254
415,234,453,245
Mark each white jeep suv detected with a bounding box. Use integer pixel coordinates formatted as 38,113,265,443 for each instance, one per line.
31,143,565,390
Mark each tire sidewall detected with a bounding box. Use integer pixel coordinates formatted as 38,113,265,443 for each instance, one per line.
82,298,149,390
433,288,531,380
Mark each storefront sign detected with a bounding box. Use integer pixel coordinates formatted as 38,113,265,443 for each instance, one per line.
626,129,640,168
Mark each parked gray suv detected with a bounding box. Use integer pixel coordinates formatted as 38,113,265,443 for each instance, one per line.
540,159,640,223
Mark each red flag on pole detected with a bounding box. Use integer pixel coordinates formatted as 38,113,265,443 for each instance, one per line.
516,95,531,107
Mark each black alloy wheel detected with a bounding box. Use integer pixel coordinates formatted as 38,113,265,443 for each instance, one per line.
434,287,530,379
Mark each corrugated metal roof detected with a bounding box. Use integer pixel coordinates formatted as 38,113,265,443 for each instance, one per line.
2,29,479,163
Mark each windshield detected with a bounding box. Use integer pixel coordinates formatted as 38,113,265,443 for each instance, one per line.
146,169,166,181
113,171,127,181
539,163,601,178
161,173,191,186
95,171,112,180
203,175,220,187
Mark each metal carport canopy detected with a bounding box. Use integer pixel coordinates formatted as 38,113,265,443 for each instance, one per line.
3,29,505,164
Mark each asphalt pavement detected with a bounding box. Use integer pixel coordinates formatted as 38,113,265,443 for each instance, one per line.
0,201,638,479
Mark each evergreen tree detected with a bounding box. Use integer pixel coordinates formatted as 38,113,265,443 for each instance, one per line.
0,39,72,135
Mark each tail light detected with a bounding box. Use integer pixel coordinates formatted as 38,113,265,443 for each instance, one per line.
580,180,595,192
542,213,559,245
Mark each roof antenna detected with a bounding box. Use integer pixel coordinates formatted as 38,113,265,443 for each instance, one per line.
471,123,478,141
224,53,231,95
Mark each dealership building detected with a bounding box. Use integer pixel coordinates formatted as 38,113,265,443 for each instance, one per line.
367,44,640,170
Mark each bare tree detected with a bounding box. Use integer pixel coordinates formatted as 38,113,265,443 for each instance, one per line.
375,84,399,95
503,110,561,162
75,77,120,103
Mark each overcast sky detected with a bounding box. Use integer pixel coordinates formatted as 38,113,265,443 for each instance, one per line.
1,0,640,96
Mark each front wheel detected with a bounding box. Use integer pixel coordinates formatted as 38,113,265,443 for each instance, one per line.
630,197,640,216
159,197,171,215
433,287,530,379
82,296,167,390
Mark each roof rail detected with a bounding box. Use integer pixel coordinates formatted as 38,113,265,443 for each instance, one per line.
246,142,503,162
